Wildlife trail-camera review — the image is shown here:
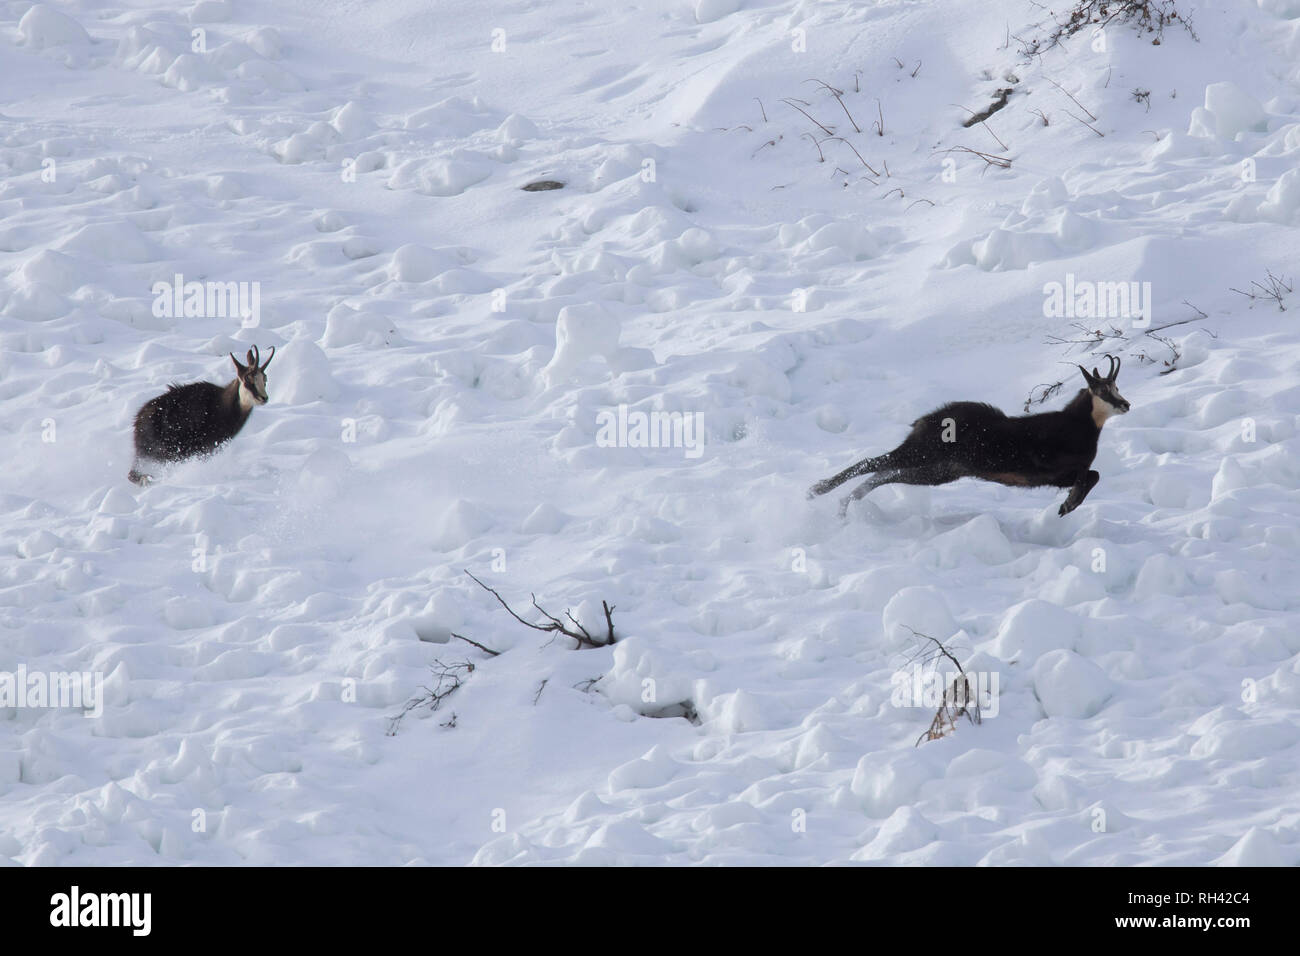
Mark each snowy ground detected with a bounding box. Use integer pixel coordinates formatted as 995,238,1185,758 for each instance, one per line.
2,0,1299,865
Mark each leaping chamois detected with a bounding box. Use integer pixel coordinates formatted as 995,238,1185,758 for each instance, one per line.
128,346,275,485
808,355,1129,517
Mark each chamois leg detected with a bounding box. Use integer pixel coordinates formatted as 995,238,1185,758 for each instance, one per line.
838,470,903,517
838,462,963,517
808,453,897,499
128,458,157,486
1058,469,1100,516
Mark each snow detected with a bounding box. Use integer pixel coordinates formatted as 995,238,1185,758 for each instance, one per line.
1193,82,1270,141
1,0,1299,867
17,4,91,50
1032,650,1115,720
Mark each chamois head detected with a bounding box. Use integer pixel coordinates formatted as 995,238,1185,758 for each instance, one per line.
231,345,274,408
1078,354,1129,425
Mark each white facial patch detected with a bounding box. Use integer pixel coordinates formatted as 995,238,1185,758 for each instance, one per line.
1090,392,1124,427
238,374,266,410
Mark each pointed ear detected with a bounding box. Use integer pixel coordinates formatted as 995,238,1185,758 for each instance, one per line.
1077,365,1094,386
230,352,244,372
245,348,256,368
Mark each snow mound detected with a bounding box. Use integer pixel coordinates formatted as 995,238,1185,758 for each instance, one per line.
543,303,621,384
18,4,91,49
1032,650,1114,719
881,587,958,650
1189,82,1269,140
990,600,1081,665
274,340,339,403
694,0,742,24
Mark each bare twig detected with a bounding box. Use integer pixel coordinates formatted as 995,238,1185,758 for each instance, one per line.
937,145,1012,170
805,78,860,133
464,570,616,649
1230,269,1292,311
1046,76,1096,121
1024,380,1065,412
1044,321,1126,348
824,136,880,176
981,121,1008,151
1066,110,1105,137
450,632,500,657
802,131,825,162
903,628,982,746
781,98,835,136
1142,301,1210,335
387,659,475,735
1043,0,1198,48
1135,333,1181,375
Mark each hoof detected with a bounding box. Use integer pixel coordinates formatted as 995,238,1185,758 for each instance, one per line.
809,479,835,499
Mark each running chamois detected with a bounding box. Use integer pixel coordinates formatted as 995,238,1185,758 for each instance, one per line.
128,346,275,485
809,356,1129,517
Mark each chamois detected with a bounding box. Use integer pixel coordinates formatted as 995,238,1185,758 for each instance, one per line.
128,346,275,485
808,355,1129,517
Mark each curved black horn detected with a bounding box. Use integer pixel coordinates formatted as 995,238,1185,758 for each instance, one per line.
1110,354,1120,380
259,345,275,370
1104,354,1119,381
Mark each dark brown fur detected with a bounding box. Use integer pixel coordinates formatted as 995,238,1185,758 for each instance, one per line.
809,356,1129,516
128,346,273,485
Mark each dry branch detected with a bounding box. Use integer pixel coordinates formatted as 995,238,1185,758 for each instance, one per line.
1230,269,1292,311
387,659,475,735
781,98,835,136
904,629,982,746
823,136,880,176
465,570,616,649
805,78,861,133
938,145,1012,170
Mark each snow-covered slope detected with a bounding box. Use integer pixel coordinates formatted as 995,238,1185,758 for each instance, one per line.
2,0,1298,865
